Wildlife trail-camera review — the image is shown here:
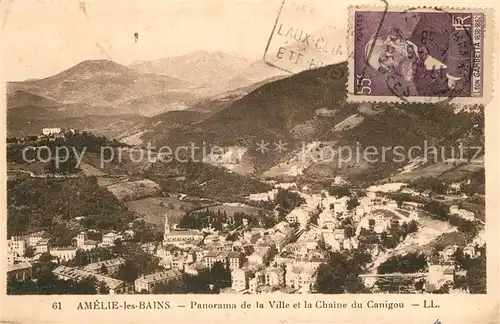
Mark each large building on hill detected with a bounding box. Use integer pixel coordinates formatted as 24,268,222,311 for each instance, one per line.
163,213,204,247
42,128,62,136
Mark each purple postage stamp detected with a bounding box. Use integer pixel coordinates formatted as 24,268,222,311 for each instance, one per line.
348,6,493,104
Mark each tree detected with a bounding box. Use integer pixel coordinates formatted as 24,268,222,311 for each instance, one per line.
357,190,367,197
314,251,371,294
346,197,359,210
87,247,115,263
407,220,418,233
377,252,427,274
409,177,447,194
24,246,36,258
395,196,403,208
72,249,90,267
423,201,449,220
39,252,53,263
98,281,110,294
328,186,350,198
209,261,231,292
152,280,185,294
154,231,164,242
116,260,139,283
433,283,451,294
78,276,98,294
466,250,486,294
309,205,322,226
100,264,108,274
344,273,366,293
414,280,424,291
317,238,327,251
113,239,123,254
44,157,79,174
274,189,306,220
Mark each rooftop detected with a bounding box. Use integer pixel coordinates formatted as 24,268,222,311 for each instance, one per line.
166,230,203,236
7,261,32,272
83,258,125,272
136,269,182,284
204,251,219,258
228,251,243,258
53,265,125,290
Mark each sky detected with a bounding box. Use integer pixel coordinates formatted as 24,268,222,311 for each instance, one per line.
2,0,493,81
2,1,283,81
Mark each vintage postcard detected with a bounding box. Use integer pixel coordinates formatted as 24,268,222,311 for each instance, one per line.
1,0,498,323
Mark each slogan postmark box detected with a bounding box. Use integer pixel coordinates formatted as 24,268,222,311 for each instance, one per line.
264,0,348,74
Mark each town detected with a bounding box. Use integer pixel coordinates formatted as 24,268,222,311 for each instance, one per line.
7,130,486,295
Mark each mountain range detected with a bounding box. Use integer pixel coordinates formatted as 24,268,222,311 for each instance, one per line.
7,52,483,186
128,51,283,90
6,52,285,137
130,62,484,183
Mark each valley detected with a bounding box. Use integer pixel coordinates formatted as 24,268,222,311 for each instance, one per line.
6,55,486,296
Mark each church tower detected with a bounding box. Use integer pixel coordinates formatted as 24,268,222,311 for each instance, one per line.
76,232,87,248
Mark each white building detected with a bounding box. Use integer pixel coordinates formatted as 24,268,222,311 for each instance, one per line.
285,265,316,292
42,128,62,136
35,239,49,254
163,213,203,246
134,269,183,293
285,208,309,226
256,267,285,287
451,208,475,221
24,232,45,247
333,176,348,186
426,257,455,292
386,200,399,208
7,237,25,258
101,232,122,247
322,232,342,251
248,246,272,266
50,247,77,262
318,208,336,229
332,197,349,215
75,232,99,251
7,251,16,265
231,268,252,291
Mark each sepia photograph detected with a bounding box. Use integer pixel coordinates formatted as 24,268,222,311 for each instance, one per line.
1,2,498,322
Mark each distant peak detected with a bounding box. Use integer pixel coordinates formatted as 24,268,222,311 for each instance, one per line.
74,59,126,68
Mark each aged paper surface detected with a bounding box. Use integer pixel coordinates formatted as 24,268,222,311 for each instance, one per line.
0,0,499,323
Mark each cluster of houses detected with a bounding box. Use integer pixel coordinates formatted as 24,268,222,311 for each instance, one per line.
7,178,484,295
130,189,425,294
7,232,47,281
146,214,305,293
399,183,470,199
7,230,127,267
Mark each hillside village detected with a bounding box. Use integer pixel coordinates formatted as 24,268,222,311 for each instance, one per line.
7,130,486,295
6,59,486,296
